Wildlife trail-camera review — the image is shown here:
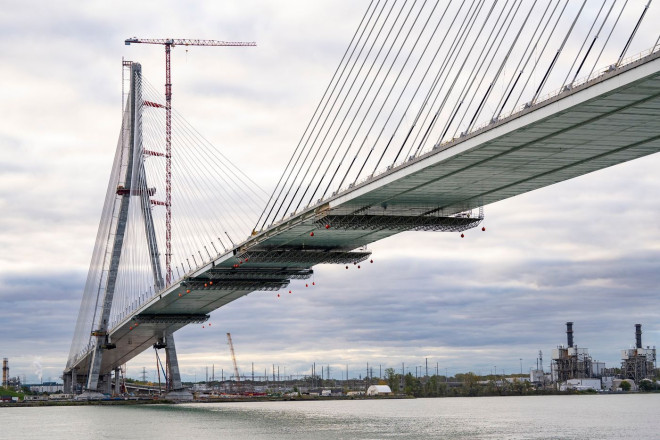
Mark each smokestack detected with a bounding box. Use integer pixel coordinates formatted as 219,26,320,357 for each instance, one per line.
566,322,574,348
2,358,8,387
635,324,642,349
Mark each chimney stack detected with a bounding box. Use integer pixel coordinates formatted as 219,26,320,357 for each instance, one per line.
2,358,7,387
635,324,642,349
566,322,574,348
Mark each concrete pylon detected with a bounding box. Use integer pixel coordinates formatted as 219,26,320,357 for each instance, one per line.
164,330,192,400
114,367,122,395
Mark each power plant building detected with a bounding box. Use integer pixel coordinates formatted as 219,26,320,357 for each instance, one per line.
621,324,656,383
551,322,594,382
549,322,656,390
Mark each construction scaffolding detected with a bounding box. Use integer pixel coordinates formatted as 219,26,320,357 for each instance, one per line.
314,206,483,233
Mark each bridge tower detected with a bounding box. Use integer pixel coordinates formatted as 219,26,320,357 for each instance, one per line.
63,61,185,397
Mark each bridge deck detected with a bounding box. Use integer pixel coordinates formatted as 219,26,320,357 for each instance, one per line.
68,51,660,375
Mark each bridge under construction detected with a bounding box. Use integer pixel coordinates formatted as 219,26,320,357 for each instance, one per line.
64,1,660,397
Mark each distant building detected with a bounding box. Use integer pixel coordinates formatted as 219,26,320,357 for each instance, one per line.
328,388,344,396
306,388,343,397
601,376,616,390
621,324,656,383
28,382,64,394
559,378,601,391
592,362,606,378
505,377,529,383
552,323,594,382
49,394,73,400
346,391,364,396
529,369,545,383
6,377,22,390
192,383,211,392
611,379,637,392
23,395,48,401
366,385,392,396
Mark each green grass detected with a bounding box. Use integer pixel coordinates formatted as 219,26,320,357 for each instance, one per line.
0,386,25,399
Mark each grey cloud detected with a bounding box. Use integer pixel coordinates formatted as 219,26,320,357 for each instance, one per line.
0,272,84,379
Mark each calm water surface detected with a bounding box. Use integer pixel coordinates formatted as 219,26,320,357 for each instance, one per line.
1,395,659,439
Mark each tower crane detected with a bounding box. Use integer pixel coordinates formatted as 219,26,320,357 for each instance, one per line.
226,332,241,392
124,38,256,285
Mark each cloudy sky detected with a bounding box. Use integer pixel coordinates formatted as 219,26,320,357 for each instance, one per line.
1,0,659,384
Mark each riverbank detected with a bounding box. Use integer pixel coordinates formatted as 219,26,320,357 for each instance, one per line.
0,394,412,407
3,390,656,408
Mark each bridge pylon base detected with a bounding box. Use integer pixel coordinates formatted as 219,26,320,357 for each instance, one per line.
164,389,193,401
73,391,105,401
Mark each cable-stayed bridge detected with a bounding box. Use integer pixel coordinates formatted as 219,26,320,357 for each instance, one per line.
64,1,660,396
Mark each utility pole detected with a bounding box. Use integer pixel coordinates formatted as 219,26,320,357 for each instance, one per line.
124,37,256,285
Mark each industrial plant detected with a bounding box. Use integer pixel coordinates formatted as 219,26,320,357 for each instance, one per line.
552,322,596,382
2,358,21,390
536,322,657,392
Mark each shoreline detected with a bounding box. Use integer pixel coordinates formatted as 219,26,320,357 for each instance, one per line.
0,394,410,407
2,390,654,407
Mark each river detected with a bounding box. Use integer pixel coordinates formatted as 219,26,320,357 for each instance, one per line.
1,394,659,439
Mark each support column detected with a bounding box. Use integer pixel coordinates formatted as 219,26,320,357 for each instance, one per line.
86,339,104,391
102,373,112,395
165,331,182,390
114,368,121,395
162,330,192,401
63,371,72,394
71,368,77,394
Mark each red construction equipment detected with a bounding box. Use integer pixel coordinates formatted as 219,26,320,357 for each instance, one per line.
124,38,256,285
226,332,241,392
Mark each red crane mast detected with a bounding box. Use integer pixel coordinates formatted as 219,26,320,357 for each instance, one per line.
226,332,241,392
124,37,256,285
